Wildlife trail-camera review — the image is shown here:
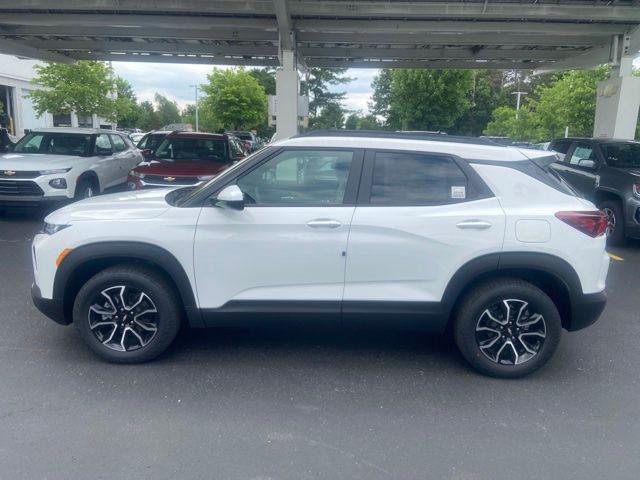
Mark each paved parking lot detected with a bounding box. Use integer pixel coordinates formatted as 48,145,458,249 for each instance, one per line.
1,208,639,480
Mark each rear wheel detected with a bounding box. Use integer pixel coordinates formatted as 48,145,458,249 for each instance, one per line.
453,278,562,378
599,199,625,246
73,265,182,363
74,178,98,201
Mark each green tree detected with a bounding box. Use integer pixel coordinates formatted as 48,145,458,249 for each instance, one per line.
344,111,383,130
310,102,345,129
344,112,359,130
301,68,352,117
201,67,267,130
249,68,276,95
532,66,608,140
369,69,395,127
28,60,118,121
154,93,181,127
136,100,160,131
181,103,221,133
114,77,139,128
452,70,510,136
388,69,474,131
484,105,537,141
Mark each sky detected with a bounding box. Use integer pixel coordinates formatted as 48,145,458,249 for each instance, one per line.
112,62,379,114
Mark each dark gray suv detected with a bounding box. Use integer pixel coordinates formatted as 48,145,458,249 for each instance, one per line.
549,138,640,245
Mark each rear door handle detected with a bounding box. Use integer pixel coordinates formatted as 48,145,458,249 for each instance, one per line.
306,219,342,229
456,220,493,230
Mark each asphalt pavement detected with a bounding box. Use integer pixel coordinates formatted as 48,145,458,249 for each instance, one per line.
1,208,639,480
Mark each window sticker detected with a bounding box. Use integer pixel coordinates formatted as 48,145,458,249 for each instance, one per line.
451,186,466,199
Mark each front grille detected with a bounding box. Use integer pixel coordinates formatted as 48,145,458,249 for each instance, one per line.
0,180,44,196
144,175,198,186
0,170,40,179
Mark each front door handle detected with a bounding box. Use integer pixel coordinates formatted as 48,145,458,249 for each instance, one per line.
306,219,342,229
456,220,493,230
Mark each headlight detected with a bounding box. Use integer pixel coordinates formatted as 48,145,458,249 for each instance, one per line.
129,170,145,179
48,178,67,189
42,222,70,235
39,168,71,175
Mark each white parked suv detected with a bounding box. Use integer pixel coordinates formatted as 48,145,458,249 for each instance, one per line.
31,131,609,377
0,127,143,207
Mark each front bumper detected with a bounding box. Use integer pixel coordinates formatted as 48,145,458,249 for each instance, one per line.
568,290,607,331
31,283,69,325
0,194,69,207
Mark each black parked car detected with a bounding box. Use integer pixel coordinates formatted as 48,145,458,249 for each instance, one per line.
549,137,640,245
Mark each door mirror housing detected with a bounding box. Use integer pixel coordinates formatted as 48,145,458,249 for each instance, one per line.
141,148,153,158
577,159,596,169
213,184,245,210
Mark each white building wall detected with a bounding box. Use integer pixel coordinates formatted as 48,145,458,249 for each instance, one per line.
0,53,114,138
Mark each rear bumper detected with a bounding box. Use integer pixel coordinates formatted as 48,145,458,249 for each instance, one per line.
31,283,69,325
568,290,607,332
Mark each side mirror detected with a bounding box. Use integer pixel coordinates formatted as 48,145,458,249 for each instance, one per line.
141,148,153,158
578,159,596,169
213,185,244,210
96,146,113,156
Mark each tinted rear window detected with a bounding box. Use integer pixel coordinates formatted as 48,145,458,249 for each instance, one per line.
370,151,469,205
156,137,229,162
601,143,640,168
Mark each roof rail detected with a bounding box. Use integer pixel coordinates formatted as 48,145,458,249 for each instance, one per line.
297,130,502,146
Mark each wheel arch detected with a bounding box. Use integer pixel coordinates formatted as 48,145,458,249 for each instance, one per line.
76,170,101,194
594,188,623,207
54,241,202,327
442,252,582,331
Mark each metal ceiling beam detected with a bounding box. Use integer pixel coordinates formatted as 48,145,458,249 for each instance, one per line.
1,0,639,22
306,58,542,69
273,0,293,51
533,44,613,75
0,13,276,30
295,19,631,36
0,26,279,42
297,32,609,47
70,52,280,66
20,39,278,57
14,38,582,62
0,37,74,63
300,46,580,61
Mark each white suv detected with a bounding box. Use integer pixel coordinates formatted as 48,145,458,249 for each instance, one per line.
0,128,143,207
30,132,609,378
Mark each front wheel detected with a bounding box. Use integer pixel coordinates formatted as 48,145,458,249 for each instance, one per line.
74,178,97,201
73,266,182,363
453,278,562,378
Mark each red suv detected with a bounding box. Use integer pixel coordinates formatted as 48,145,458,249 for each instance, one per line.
128,132,246,189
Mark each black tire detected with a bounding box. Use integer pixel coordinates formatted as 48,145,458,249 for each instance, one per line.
73,265,182,363
74,177,98,201
453,278,562,378
599,199,625,246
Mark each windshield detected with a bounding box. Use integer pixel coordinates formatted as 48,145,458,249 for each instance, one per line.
13,132,91,156
602,143,640,168
155,137,229,162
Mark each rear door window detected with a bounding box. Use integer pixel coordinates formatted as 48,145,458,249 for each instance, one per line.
110,134,127,152
368,151,469,205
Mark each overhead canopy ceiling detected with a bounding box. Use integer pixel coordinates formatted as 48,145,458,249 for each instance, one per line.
0,1,639,72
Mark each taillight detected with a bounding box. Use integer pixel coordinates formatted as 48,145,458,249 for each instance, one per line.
555,211,607,238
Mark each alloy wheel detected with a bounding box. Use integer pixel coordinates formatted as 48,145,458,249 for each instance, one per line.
84,186,94,198
88,285,159,352
602,207,616,237
475,299,546,365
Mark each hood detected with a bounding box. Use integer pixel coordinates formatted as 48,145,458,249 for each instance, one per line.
46,188,174,224
132,159,231,177
0,153,81,171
